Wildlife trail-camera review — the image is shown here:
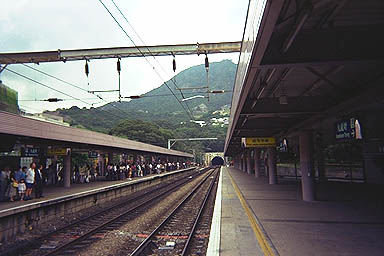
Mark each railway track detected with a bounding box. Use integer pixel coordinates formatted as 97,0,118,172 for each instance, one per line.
3,167,209,256
130,167,220,256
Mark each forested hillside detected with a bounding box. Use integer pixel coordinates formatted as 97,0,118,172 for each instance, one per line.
45,60,237,157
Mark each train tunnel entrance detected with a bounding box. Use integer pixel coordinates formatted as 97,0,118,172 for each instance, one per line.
211,156,224,166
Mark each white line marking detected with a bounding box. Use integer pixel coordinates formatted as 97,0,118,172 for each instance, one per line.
206,167,222,256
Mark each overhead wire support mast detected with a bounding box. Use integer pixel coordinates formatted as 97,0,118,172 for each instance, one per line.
0,42,241,65
109,0,193,116
96,0,195,121
168,138,218,149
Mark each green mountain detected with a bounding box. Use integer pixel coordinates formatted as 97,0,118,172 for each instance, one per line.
49,59,236,132
45,60,236,155
102,59,235,119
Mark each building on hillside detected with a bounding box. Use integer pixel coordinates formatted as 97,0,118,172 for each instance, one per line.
24,112,70,127
0,81,19,114
210,117,229,127
190,120,206,127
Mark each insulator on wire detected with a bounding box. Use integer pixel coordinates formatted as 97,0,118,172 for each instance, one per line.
85,60,89,77
205,55,209,71
46,98,62,102
172,57,176,72
117,59,121,73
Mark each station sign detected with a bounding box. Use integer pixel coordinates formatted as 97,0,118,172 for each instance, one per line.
47,148,68,156
88,151,99,158
241,137,276,148
335,118,362,140
22,147,39,157
277,138,288,152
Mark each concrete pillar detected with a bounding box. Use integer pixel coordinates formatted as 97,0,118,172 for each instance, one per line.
98,154,105,176
254,148,261,178
242,153,246,172
316,133,326,182
246,149,252,174
108,152,114,165
267,147,277,184
299,130,316,201
63,153,71,188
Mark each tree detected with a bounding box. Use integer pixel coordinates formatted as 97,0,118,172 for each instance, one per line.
109,119,175,148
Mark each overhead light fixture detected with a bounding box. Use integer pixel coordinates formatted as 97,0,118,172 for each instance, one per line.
279,95,288,105
181,95,206,101
279,79,288,104
241,116,248,127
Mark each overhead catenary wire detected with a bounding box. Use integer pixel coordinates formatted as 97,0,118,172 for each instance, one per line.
2,54,135,119
19,90,231,102
5,67,91,106
110,0,196,117
110,0,184,93
4,67,126,120
98,0,195,120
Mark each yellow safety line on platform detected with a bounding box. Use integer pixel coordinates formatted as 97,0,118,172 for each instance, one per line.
226,169,276,256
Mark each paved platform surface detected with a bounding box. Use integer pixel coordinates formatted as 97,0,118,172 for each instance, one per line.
218,166,384,256
0,168,193,213
219,167,264,256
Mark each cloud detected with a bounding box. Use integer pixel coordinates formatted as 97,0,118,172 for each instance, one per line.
0,0,248,113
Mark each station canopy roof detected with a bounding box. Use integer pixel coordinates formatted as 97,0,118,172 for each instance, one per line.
0,111,193,158
225,0,384,156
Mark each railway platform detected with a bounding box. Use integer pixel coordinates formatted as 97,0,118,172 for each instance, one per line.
210,166,384,256
0,167,196,243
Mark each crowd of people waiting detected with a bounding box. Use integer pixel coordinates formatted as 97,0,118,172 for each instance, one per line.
105,161,187,181
0,160,188,202
0,162,44,202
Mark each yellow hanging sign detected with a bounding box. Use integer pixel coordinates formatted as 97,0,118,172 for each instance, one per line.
241,137,276,148
47,148,68,156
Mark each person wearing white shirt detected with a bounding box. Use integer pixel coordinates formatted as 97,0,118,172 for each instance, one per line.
25,162,36,200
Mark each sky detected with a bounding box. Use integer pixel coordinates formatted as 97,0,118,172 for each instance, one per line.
0,0,249,113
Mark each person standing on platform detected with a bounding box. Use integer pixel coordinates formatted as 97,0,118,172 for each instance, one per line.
128,164,133,180
18,179,26,201
35,164,44,198
48,164,56,185
0,167,10,201
137,163,143,177
25,162,36,200
5,169,17,201
14,166,26,183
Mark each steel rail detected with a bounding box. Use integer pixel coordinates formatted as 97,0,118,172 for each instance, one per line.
181,168,220,255
42,168,209,256
1,168,202,256
130,167,218,256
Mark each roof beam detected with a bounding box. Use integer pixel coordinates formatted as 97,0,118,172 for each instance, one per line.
300,65,344,96
259,25,384,68
0,41,241,64
305,66,338,89
280,73,384,137
240,111,318,118
224,0,285,154
315,0,348,29
243,96,329,114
